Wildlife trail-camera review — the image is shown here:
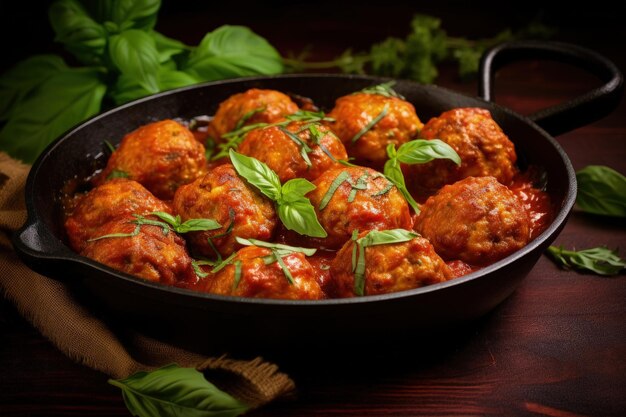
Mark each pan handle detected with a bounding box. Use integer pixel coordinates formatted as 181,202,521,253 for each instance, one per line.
479,41,623,136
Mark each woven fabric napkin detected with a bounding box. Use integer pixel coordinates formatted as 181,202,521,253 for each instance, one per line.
0,152,295,409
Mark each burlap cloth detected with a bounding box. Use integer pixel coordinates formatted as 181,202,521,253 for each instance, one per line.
0,152,295,410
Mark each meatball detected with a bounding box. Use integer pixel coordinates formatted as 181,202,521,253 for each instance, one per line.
172,164,277,259
80,217,197,286
414,176,531,266
65,179,171,252
306,166,412,249
326,92,423,168
406,107,518,202
207,89,299,142
331,231,451,297
238,121,348,182
96,119,207,200
209,246,323,300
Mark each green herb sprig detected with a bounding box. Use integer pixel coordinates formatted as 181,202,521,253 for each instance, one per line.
547,245,626,276
357,81,405,99
351,229,418,296
383,139,461,213
229,149,327,238
576,165,626,218
108,364,249,417
0,0,283,163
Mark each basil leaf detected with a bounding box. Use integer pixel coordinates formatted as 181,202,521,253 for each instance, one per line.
109,0,160,31
108,364,249,417
281,178,317,203
229,150,282,201
150,30,191,63
0,68,106,163
576,165,626,218
396,139,461,165
176,218,222,233
0,55,68,122
109,29,160,93
236,236,317,256
358,229,418,247
49,0,107,65
354,242,367,296
183,25,283,81
278,198,327,238
383,157,420,213
111,67,198,105
547,245,625,276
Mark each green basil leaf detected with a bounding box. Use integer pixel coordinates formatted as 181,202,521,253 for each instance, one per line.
0,68,106,163
358,229,418,247
396,139,461,165
49,0,107,65
383,157,420,213
278,198,327,238
109,29,160,93
176,218,222,233
281,178,317,203
109,0,160,31
150,30,191,63
111,68,198,105
183,25,283,81
0,55,68,122
149,211,179,226
576,165,626,218
108,364,249,417
547,245,625,276
236,236,317,256
229,150,282,201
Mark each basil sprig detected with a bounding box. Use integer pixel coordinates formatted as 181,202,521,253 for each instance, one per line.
383,139,461,213
108,364,249,417
576,165,626,218
229,149,327,238
88,212,221,241
547,245,626,276
351,229,418,296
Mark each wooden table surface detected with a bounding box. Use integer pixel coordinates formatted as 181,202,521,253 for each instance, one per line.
1,2,625,416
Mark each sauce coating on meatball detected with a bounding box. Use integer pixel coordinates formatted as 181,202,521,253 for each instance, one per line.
307,166,412,249
172,164,277,258
207,89,299,142
414,176,531,266
406,107,518,202
327,92,423,168
96,119,207,200
331,231,451,297
209,246,323,300
238,121,348,182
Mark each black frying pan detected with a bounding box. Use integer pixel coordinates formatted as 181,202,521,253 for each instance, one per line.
12,42,623,353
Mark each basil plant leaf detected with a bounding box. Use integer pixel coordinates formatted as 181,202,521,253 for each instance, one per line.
109,29,160,93
278,198,327,238
383,157,420,213
281,178,317,203
48,0,107,66
547,245,625,276
0,68,106,163
111,68,198,105
109,0,161,31
0,55,68,122
108,364,249,417
229,150,282,201
150,30,191,63
576,165,626,218
184,25,283,81
358,229,418,247
396,139,461,166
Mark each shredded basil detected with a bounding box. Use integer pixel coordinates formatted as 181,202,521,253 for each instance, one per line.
351,103,389,143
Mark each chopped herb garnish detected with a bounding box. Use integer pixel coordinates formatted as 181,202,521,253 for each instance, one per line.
347,171,369,202
232,260,243,290
319,170,351,210
107,169,129,179
211,251,238,274
104,140,116,153
358,81,405,99
278,126,313,167
235,106,266,130
351,103,389,143
191,259,214,278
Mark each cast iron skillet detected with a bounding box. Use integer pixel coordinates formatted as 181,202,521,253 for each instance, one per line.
12,42,623,353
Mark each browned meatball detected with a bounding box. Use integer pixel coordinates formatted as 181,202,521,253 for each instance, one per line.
207,89,299,142
414,176,531,266
326,92,423,168
406,108,518,202
172,164,277,259
306,166,412,249
80,218,197,286
331,231,451,297
96,119,207,200
65,179,171,253
209,246,323,300
238,121,348,182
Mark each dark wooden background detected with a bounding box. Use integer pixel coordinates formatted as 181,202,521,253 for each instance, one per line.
1,1,625,416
